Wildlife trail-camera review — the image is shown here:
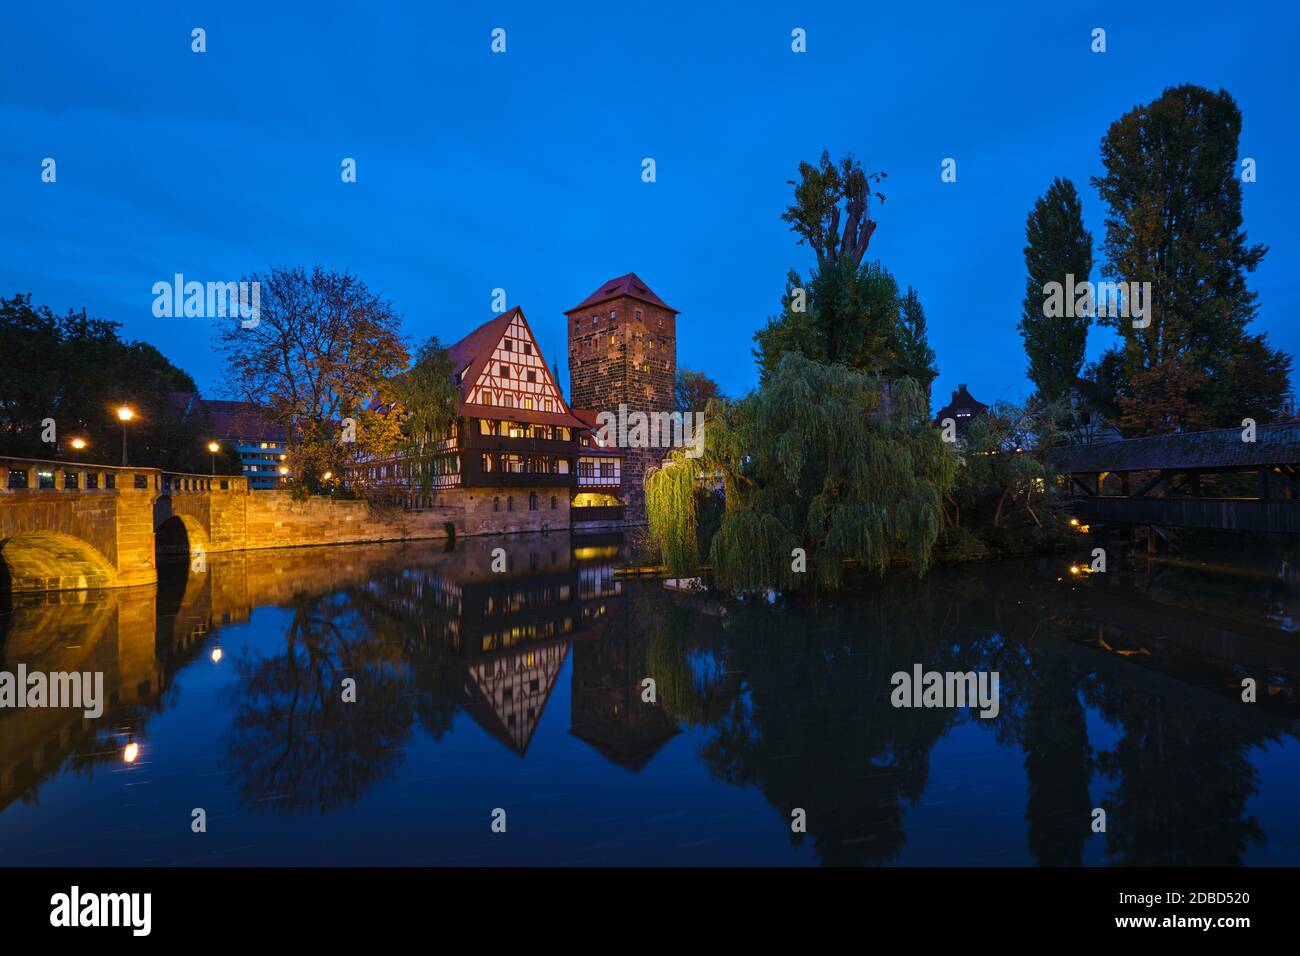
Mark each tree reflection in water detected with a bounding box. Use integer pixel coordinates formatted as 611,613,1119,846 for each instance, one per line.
0,534,1293,865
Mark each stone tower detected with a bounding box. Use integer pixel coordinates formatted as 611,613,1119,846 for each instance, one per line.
565,273,678,518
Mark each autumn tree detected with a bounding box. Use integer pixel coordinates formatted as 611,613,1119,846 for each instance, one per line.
1090,84,1290,432
213,266,410,483
674,368,722,412
1017,178,1093,406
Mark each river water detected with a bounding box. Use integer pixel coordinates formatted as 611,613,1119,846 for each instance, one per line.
0,532,1295,866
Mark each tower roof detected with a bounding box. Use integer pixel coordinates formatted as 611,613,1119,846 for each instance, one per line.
565,272,677,314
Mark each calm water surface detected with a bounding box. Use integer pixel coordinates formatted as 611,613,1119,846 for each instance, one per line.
1,532,1296,866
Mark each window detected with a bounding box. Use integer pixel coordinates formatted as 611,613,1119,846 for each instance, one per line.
658,317,664,328
507,496,514,511
503,338,513,351
7,468,28,489
635,309,641,320
528,456,548,474
591,314,598,326
550,496,557,510
503,394,515,408
134,474,148,489
481,454,495,473
479,419,496,435
529,492,538,511
610,309,617,320
608,335,616,346
523,342,532,354
105,474,116,489
499,364,511,377
527,370,537,382
557,458,570,474
558,427,571,441
63,471,78,489
523,397,533,410
493,496,500,512
86,472,99,489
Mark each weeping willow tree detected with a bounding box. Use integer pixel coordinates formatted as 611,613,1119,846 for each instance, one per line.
389,336,459,494
647,352,957,593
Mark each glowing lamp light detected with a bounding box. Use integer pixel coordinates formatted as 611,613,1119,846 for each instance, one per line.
211,647,223,664
1069,518,1079,527
70,438,87,450
117,406,134,422
278,466,289,476
123,742,140,764
207,441,220,454
321,471,332,481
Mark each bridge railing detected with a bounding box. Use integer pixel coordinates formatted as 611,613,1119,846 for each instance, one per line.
1,455,161,494
160,472,249,494
0,456,248,496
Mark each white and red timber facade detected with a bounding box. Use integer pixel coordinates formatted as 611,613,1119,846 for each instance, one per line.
350,274,677,534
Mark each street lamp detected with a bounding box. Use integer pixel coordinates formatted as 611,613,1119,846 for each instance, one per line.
278,465,289,486
207,441,220,475
70,437,87,452
117,406,134,466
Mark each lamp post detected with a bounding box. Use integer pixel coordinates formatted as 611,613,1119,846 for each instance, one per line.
207,441,220,476
278,465,289,486
117,406,134,466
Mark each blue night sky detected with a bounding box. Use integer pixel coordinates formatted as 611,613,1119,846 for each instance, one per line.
2,1,1296,411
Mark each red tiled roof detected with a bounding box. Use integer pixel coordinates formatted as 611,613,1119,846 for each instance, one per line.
445,307,586,427
564,272,677,314
446,308,521,403
571,408,622,456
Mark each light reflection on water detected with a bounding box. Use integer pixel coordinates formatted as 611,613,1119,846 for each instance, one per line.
0,531,1295,866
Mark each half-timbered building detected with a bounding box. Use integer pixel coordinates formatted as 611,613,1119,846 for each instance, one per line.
352,305,628,532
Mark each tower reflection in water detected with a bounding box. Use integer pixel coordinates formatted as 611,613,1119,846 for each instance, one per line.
0,533,1296,866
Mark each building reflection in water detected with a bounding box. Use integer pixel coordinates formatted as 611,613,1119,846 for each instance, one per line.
0,533,1295,865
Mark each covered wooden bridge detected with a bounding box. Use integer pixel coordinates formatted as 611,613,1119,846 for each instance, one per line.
1054,422,1300,535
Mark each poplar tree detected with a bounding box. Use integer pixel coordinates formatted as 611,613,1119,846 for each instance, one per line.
1090,84,1290,431
1017,178,1093,406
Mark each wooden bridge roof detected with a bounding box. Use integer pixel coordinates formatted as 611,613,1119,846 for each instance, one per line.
1053,422,1300,474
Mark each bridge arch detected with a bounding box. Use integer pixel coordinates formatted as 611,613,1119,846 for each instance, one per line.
155,514,210,559
0,532,119,594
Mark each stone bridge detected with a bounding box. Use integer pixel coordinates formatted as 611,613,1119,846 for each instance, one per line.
1,455,464,595
0,456,249,594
